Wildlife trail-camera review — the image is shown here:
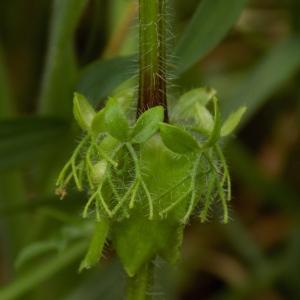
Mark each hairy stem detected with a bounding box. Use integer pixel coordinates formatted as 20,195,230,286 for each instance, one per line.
126,264,152,300
138,0,168,121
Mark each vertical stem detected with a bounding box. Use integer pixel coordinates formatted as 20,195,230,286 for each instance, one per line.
127,1,166,298
126,264,152,300
138,0,168,121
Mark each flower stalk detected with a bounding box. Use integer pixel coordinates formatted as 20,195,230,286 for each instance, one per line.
126,264,152,300
138,0,168,121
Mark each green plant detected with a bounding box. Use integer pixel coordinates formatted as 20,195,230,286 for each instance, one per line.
2,0,300,299
55,0,246,298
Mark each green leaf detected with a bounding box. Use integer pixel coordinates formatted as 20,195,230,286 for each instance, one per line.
0,117,69,170
172,87,216,119
77,56,136,106
77,0,245,107
222,37,300,124
15,240,61,269
0,241,86,300
104,97,130,141
205,98,222,147
112,138,193,276
73,93,96,130
64,259,124,300
195,103,214,134
112,215,183,277
221,106,247,136
80,220,109,272
131,106,164,144
175,0,247,73
159,123,199,154
38,0,88,117
91,108,106,134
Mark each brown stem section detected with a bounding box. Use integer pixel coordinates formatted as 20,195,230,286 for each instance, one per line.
137,0,168,122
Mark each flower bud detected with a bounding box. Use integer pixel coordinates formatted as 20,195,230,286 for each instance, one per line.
91,160,107,184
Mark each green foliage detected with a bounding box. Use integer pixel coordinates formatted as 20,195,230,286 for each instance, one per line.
77,56,135,106
104,97,131,141
3,0,299,298
0,117,69,170
38,0,88,117
73,93,96,131
132,106,164,144
15,222,92,269
112,216,183,277
55,88,245,277
204,98,222,147
175,0,247,73
194,104,214,134
92,108,106,134
15,240,62,269
80,220,109,272
0,241,87,300
172,87,216,119
222,37,300,122
221,106,247,136
159,123,199,154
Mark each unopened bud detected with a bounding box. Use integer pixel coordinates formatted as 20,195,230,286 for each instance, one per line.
91,160,107,184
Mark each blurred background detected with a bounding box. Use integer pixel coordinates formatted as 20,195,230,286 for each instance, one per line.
1,0,300,299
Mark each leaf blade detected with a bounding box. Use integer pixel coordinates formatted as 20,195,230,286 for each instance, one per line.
132,106,164,144
77,56,136,106
221,106,247,136
222,37,300,124
0,117,69,170
104,98,130,141
80,220,109,272
159,123,199,154
175,0,247,74
73,92,96,130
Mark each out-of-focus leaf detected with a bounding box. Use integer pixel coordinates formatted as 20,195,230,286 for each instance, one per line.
0,117,69,170
172,88,216,119
227,141,299,212
77,0,246,106
175,0,247,74
38,0,88,117
15,240,61,269
0,241,86,300
77,56,136,106
222,37,300,123
65,260,124,300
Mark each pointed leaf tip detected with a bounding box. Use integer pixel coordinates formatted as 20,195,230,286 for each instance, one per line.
104,97,130,141
205,97,222,146
79,220,109,272
73,92,96,130
132,106,164,143
159,123,199,154
91,108,106,134
221,106,247,136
